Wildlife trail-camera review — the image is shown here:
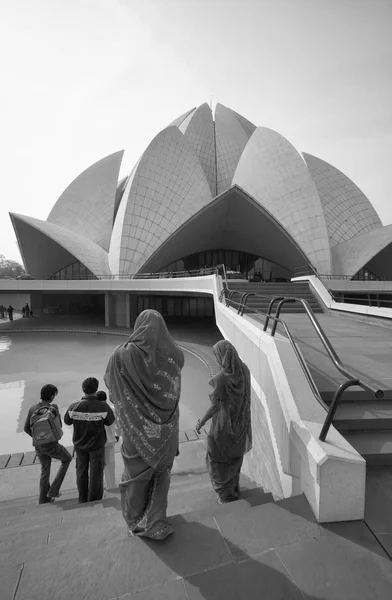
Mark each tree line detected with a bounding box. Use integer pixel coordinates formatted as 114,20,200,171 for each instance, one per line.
0,254,25,278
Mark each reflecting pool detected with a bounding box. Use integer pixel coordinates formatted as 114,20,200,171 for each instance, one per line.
0,333,211,454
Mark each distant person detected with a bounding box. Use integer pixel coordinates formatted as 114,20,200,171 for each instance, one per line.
97,390,118,490
24,384,72,504
196,340,252,504
22,306,26,318
25,303,30,318
7,305,14,321
104,309,184,540
0,305,4,319
64,377,115,503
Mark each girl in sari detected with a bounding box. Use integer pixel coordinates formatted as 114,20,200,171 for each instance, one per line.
196,340,252,504
104,309,184,540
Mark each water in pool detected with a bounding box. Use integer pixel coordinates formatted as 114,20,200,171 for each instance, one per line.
0,333,212,454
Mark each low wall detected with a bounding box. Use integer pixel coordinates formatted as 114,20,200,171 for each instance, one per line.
294,275,392,322
213,293,366,523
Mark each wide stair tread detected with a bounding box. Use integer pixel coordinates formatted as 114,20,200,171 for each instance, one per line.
1,492,318,600
343,431,392,464
334,401,392,431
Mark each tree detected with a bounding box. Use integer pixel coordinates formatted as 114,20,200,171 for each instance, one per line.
0,254,26,278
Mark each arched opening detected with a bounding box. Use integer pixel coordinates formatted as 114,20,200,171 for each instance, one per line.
139,186,313,278
160,250,291,281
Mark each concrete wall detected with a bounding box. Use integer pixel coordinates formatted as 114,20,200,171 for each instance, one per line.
294,275,392,321
212,285,366,523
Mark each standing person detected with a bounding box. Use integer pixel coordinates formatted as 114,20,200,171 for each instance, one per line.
24,384,72,504
25,303,30,318
0,305,4,319
64,377,115,503
7,305,14,321
196,340,252,504
104,309,184,540
97,390,118,490
22,305,26,318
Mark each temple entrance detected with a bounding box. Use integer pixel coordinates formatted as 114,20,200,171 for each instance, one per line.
160,250,291,281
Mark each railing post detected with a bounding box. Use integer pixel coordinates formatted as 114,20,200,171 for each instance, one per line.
239,292,255,316
319,379,360,442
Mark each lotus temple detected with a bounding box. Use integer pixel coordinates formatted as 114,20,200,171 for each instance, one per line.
2,104,392,596
9,102,392,283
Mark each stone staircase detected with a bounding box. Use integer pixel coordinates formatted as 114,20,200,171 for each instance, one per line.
322,391,392,466
3,470,391,599
1,469,328,600
226,281,323,314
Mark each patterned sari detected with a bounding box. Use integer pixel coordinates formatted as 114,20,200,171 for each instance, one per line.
104,310,184,539
207,340,252,503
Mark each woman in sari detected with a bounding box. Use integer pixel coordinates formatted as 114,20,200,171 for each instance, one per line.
196,340,252,504
104,309,184,540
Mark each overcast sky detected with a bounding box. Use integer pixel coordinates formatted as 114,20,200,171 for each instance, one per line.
1,0,391,262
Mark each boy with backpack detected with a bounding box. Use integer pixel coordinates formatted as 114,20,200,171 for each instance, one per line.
24,384,72,504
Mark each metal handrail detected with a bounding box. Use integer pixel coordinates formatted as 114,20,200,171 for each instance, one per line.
319,379,360,442
331,292,392,309
10,265,228,282
226,290,242,307
226,292,384,441
224,297,327,411
237,292,254,314
272,297,383,395
219,288,229,302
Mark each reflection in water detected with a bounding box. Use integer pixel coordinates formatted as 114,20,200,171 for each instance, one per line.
0,335,12,354
0,333,211,454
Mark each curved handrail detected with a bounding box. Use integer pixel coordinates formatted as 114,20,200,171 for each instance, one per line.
226,290,384,441
226,290,242,308
219,288,229,302
319,379,360,442
238,292,255,315
223,296,327,410
271,297,383,399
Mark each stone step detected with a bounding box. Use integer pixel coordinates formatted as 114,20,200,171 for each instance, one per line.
2,493,319,600
343,431,392,465
0,472,266,530
334,401,392,431
321,389,392,403
1,489,275,558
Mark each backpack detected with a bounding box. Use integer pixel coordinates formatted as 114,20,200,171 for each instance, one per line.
30,405,63,445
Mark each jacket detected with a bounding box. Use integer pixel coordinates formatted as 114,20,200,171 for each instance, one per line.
64,396,115,451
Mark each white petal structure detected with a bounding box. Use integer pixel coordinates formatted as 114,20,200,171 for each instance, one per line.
332,225,392,278
10,214,110,278
11,102,390,281
109,126,212,276
304,153,382,246
47,151,124,251
215,103,256,195
233,128,332,274
178,103,217,196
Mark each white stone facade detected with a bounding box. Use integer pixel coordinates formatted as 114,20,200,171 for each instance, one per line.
10,102,391,280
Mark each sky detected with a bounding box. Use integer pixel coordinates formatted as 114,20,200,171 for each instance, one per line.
0,0,391,262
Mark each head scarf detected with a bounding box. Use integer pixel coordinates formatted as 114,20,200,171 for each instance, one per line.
104,310,184,467
209,340,252,457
